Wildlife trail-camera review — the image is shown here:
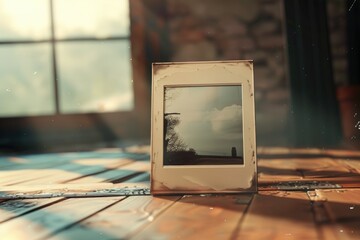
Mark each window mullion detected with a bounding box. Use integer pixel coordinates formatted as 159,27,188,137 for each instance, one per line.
49,0,60,114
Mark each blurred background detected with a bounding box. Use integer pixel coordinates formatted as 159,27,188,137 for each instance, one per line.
0,0,358,153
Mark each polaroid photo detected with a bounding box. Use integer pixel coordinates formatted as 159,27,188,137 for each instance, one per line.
151,60,257,194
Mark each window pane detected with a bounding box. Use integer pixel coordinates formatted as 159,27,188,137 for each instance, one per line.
0,44,55,117
57,41,134,113
0,0,50,40
54,0,130,38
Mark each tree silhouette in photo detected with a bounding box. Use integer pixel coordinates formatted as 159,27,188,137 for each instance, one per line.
164,114,186,152
164,114,197,165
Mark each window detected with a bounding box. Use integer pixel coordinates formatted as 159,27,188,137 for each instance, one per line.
0,0,150,151
0,0,133,116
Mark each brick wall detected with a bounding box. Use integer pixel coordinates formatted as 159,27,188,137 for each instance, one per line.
165,0,289,145
149,0,349,146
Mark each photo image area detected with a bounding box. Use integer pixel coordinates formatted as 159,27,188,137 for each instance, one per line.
163,85,243,165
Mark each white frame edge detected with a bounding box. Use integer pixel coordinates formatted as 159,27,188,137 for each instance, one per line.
151,60,257,195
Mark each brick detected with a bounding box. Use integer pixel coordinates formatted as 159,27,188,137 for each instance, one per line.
330,32,346,46
172,41,217,61
252,21,279,36
266,88,290,103
268,59,285,79
239,37,256,50
217,17,247,36
327,0,346,19
255,66,273,78
240,3,260,23
244,51,267,63
221,49,242,60
257,35,284,49
333,58,348,72
255,71,280,90
272,50,285,64
261,2,283,20
167,0,191,17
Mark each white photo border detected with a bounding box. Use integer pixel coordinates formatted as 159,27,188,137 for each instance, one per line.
151,60,257,195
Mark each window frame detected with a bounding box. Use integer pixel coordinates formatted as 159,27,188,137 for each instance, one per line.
0,0,150,152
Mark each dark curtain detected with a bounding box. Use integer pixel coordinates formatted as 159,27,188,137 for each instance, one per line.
284,0,342,147
347,0,360,85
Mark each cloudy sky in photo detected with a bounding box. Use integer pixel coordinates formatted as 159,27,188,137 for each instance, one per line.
165,86,243,156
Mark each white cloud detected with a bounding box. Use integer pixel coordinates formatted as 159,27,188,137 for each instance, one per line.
210,104,242,138
165,87,218,114
174,104,243,155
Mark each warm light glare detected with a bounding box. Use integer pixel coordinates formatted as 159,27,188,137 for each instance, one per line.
73,158,131,167
0,0,50,40
54,0,130,38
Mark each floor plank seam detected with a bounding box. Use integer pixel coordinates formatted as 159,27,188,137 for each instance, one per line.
127,195,182,239
0,197,66,224
111,171,147,184
61,161,136,184
307,191,330,240
341,161,360,174
45,196,128,240
229,194,255,240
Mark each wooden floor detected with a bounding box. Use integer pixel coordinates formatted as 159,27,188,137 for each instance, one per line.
0,146,360,240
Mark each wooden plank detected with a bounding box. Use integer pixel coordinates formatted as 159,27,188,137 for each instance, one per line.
17,159,133,185
0,198,63,223
0,169,43,185
0,151,122,171
0,152,138,185
132,194,252,239
259,147,360,157
342,159,360,174
0,182,151,199
49,195,179,240
258,159,303,183
309,189,360,240
0,158,79,185
0,183,114,198
0,163,88,186
235,191,319,239
323,149,360,158
259,158,350,181
68,161,149,184
301,159,353,179
0,197,124,240
259,157,360,189
0,156,29,169
298,159,360,188
0,158,132,186
257,147,360,187
0,182,149,194
124,172,150,183
257,147,324,155
0,156,70,171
